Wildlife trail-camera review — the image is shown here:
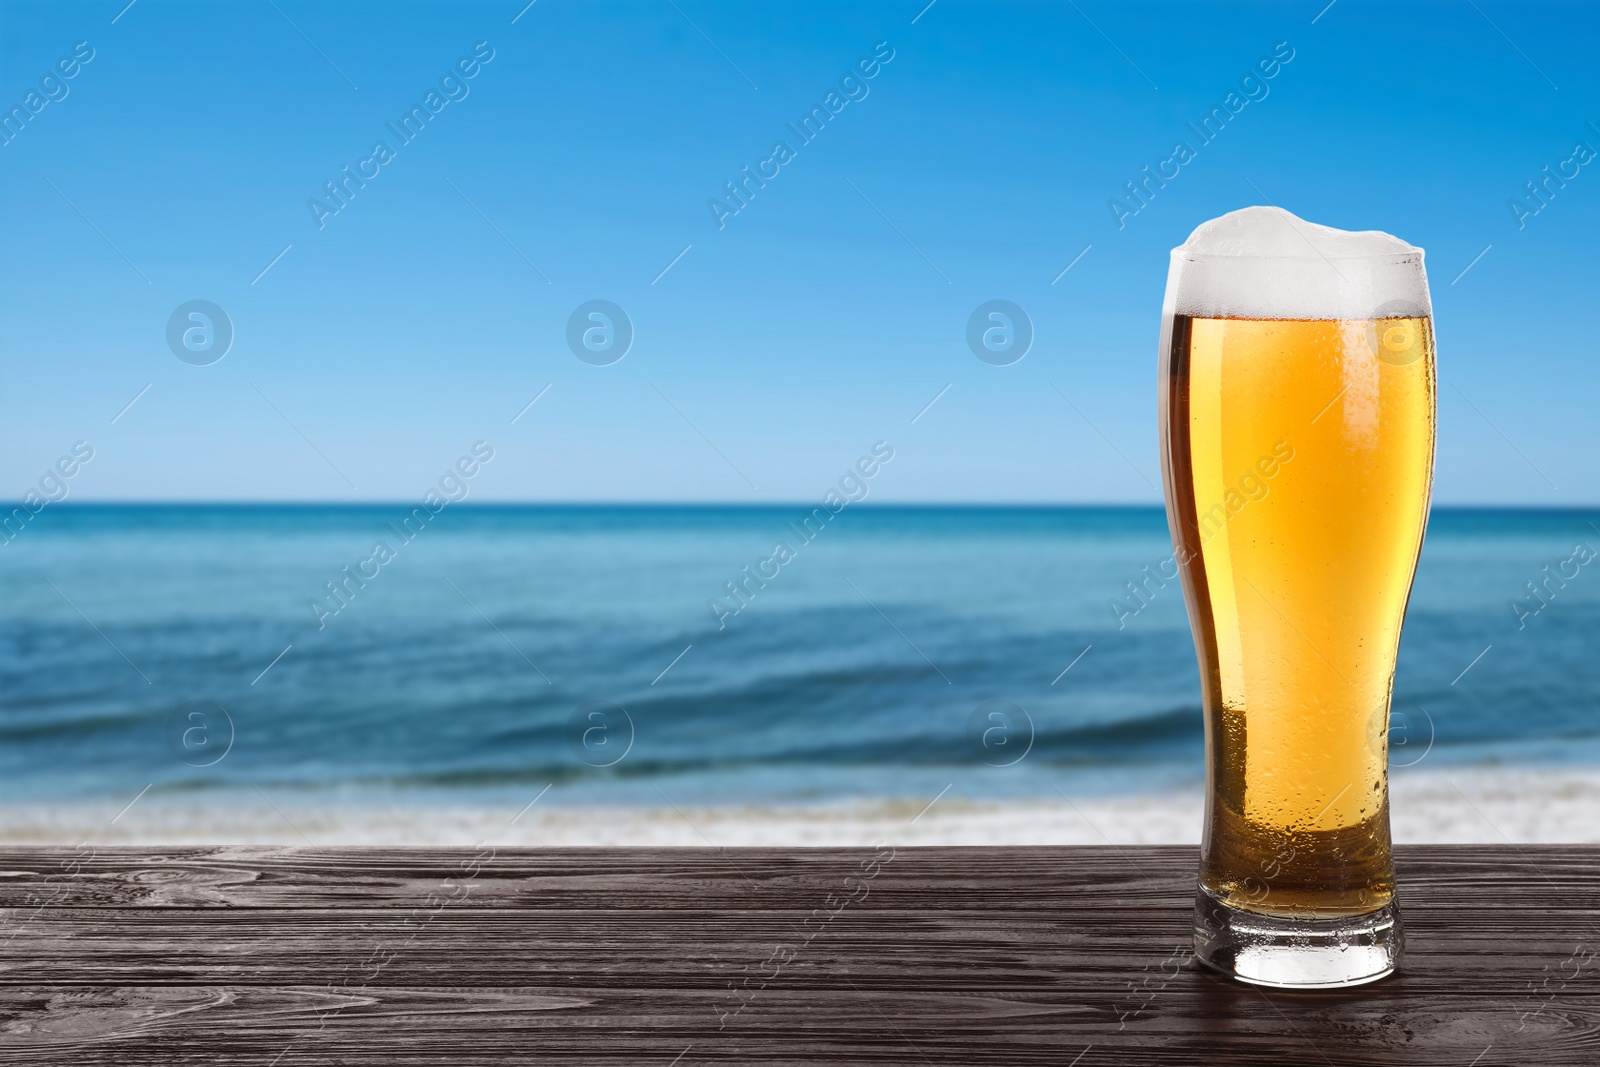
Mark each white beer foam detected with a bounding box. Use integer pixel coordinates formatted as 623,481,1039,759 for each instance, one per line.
1169,206,1429,320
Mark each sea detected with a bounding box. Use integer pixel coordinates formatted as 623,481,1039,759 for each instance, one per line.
2,505,1598,816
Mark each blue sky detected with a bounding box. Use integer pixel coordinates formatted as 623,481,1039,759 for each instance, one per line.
1,0,1595,503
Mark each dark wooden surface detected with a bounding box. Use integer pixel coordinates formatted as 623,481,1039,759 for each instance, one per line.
1,845,1597,1064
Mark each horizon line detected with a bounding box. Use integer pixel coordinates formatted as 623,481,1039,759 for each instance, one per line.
11,500,1598,511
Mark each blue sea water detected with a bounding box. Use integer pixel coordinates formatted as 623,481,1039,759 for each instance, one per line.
2,505,1597,809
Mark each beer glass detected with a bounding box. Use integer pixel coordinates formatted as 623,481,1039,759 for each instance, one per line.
1158,207,1435,987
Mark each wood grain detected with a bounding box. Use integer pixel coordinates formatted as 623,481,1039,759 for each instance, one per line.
1,846,1596,1064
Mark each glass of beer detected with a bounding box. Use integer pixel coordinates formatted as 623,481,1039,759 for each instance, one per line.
1158,207,1435,987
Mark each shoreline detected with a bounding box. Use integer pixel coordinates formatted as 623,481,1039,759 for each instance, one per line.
3,767,1595,846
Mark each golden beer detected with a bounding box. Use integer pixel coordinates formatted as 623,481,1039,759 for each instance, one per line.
1160,207,1435,987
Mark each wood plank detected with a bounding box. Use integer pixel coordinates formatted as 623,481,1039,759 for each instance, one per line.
3,844,1597,909
1,907,1596,992
0,983,1592,1065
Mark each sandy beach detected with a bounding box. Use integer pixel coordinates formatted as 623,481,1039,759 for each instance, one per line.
4,766,1595,847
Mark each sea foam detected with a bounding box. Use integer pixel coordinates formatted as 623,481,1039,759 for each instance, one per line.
1168,206,1429,320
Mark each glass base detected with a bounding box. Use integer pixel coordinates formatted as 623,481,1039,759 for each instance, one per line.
1193,888,1403,989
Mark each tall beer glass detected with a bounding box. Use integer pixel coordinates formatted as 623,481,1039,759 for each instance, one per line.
1158,207,1435,987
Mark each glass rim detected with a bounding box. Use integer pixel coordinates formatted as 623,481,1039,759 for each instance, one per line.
1170,248,1426,264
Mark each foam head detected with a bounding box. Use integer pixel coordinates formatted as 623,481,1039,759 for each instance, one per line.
1167,206,1429,321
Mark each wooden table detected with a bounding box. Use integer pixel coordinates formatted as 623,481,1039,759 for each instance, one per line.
1,845,1595,1064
